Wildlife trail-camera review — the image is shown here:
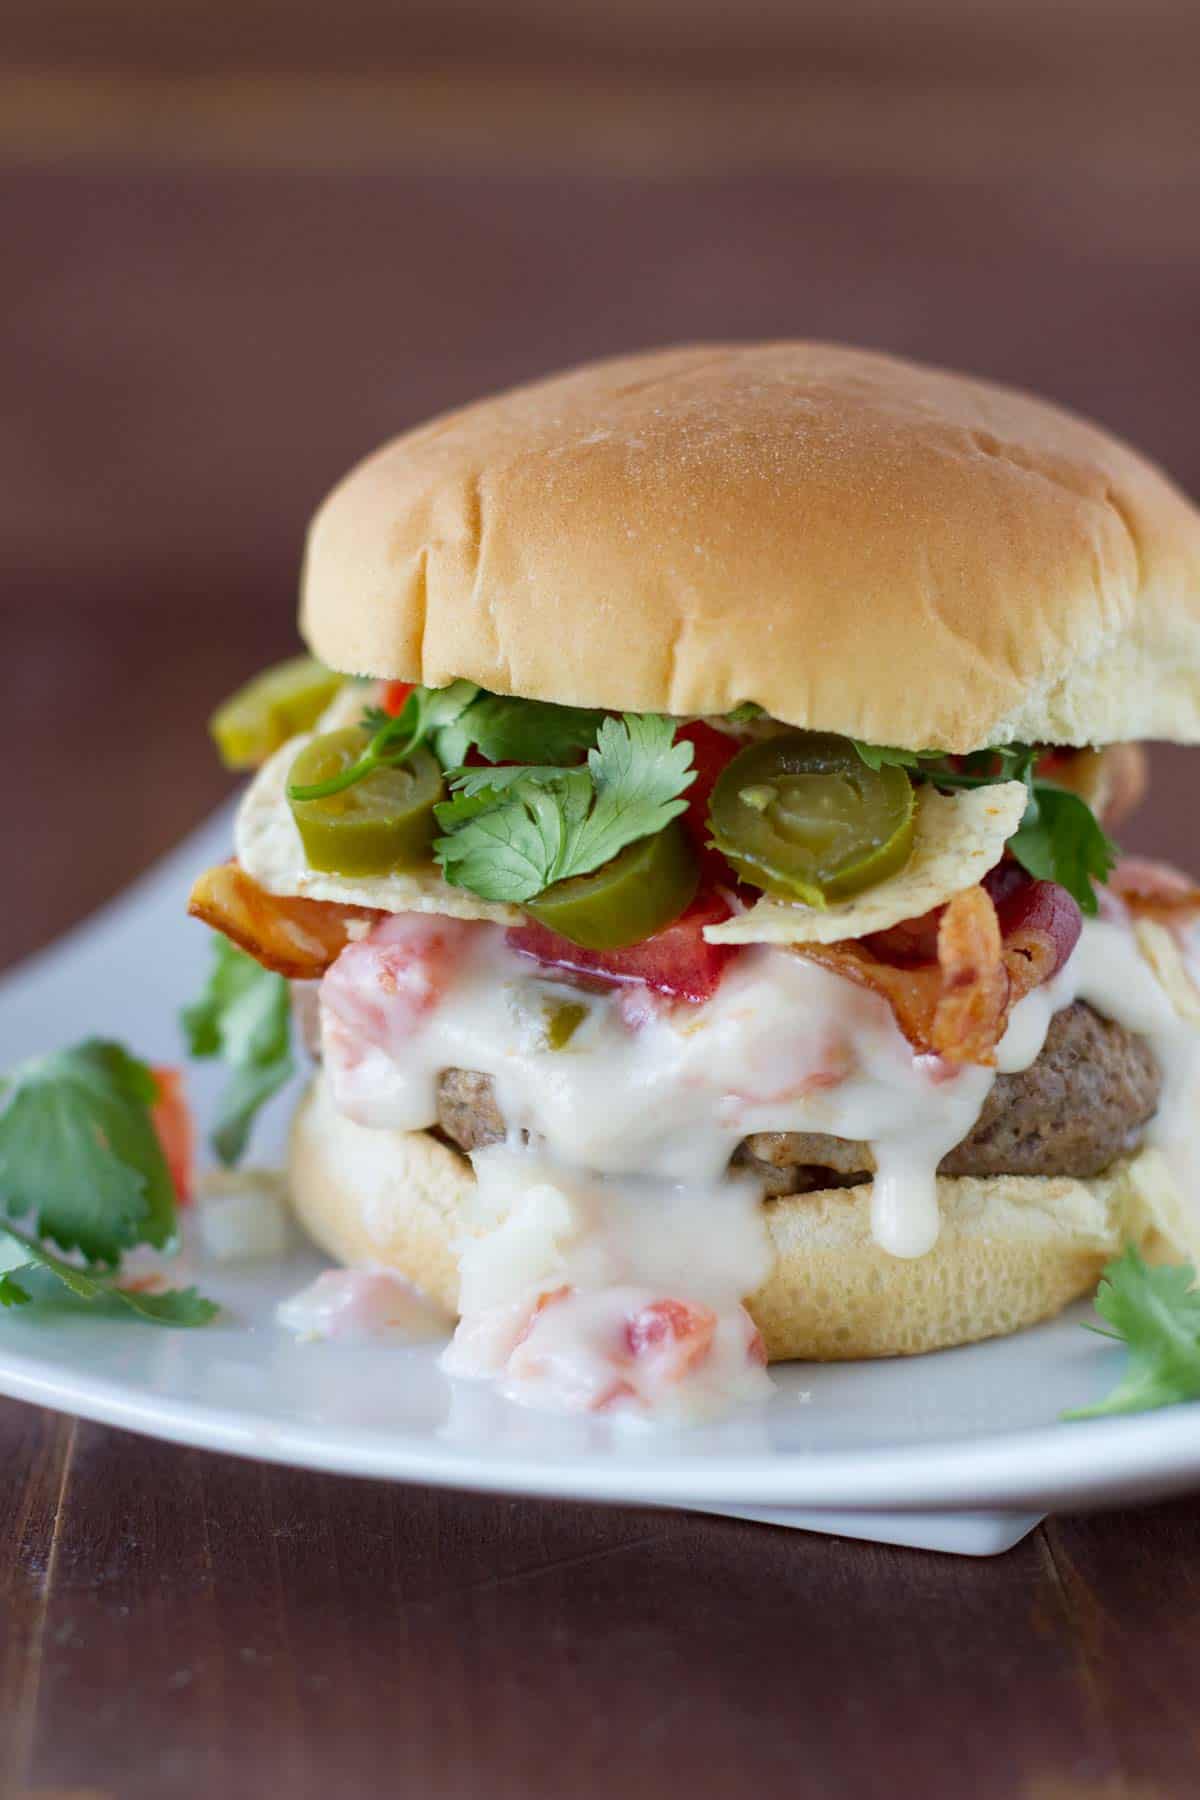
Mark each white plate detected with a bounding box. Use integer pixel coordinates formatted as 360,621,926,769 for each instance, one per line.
1,807,1199,1538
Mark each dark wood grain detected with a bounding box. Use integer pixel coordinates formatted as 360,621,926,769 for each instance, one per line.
2,1405,1195,1800
4,7,1200,1793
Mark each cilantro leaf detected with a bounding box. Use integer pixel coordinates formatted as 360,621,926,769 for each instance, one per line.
435,769,591,902
437,694,605,768
851,741,929,772
1065,1247,1200,1419
1008,784,1117,918
181,939,294,1165
0,1040,177,1263
434,715,695,903
0,1227,218,1326
288,680,480,802
577,714,695,867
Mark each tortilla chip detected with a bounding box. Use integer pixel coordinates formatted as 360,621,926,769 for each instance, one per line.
235,734,523,925
1133,918,1200,1026
703,782,1028,945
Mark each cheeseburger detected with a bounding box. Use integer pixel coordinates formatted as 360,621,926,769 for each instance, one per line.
190,343,1200,1422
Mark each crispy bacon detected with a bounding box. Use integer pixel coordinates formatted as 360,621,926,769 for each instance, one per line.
1109,856,1200,924
188,862,380,979
1037,743,1147,828
797,867,1081,1066
930,886,1010,1065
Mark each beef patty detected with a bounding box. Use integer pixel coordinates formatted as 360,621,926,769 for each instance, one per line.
434,1002,1161,1191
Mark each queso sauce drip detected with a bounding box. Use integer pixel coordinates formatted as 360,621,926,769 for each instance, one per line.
307,891,1200,1421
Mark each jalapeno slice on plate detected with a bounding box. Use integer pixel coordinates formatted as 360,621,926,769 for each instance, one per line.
287,730,444,876
210,657,344,770
707,732,915,905
525,823,700,950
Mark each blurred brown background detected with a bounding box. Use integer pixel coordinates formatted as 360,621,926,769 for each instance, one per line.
5,7,1200,1798
5,0,1200,966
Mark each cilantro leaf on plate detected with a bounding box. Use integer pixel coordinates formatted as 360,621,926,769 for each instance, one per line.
433,714,695,903
0,1039,177,1263
0,1226,218,1326
181,938,294,1165
1064,1247,1200,1419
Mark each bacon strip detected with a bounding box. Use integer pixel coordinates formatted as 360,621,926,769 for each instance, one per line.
1109,856,1200,924
797,869,1082,1066
1037,744,1147,828
188,863,380,979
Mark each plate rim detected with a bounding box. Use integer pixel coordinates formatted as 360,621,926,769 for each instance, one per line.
0,1331,1197,1513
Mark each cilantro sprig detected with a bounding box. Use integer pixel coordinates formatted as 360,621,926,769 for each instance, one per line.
1065,1247,1200,1419
0,1228,217,1325
182,938,294,1165
287,681,611,804
0,1041,177,1262
433,692,607,769
434,714,697,903
287,680,481,801
852,740,1117,914
0,1039,216,1327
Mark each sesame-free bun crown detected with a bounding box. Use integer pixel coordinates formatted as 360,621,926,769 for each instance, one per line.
301,343,1200,753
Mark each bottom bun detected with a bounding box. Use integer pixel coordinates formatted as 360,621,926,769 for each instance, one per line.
289,1073,1166,1361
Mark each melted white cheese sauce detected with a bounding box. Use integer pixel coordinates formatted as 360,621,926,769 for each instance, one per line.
314,908,1200,1421
321,915,1007,1258
277,1269,451,1342
441,1151,773,1422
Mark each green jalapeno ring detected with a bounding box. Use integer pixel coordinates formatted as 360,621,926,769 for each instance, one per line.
287,729,445,877
707,732,915,905
209,656,344,770
525,823,699,950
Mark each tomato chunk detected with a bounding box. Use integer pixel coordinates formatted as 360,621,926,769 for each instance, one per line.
506,888,739,1004
674,722,742,879
323,913,475,1055
626,1298,717,1382
382,680,415,717
150,1067,194,1205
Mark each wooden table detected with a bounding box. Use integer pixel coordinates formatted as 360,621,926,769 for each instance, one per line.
4,6,1200,1792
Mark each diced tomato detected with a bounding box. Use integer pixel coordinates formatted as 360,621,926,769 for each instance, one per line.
674,722,742,879
506,888,739,1005
150,1067,194,1205
322,913,476,1064
511,1285,572,1352
592,1379,639,1412
626,1298,717,1382
382,680,415,717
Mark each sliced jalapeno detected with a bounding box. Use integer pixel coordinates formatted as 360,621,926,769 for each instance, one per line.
287,729,444,876
210,657,344,770
525,823,699,950
542,998,589,1050
708,732,915,905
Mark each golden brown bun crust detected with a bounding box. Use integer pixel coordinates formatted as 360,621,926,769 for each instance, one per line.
288,1075,1142,1361
301,343,1200,753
